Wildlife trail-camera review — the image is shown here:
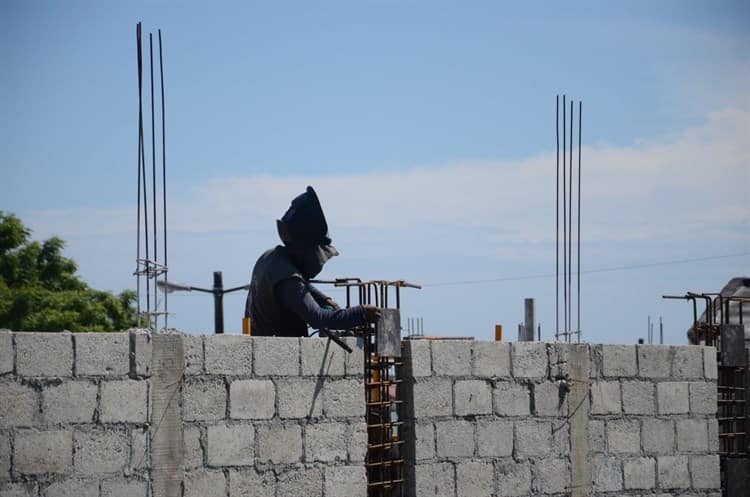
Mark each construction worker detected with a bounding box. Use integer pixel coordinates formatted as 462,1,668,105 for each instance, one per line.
245,186,381,336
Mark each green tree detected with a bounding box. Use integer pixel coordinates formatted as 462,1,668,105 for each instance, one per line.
0,212,137,332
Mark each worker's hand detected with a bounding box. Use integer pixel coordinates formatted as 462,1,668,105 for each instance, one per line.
325,298,341,310
363,305,382,324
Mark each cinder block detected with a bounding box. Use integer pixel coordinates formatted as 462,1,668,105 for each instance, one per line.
0,381,37,428
183,334,204,375
42,380,97,424
0,332,13,374
413,422,435,460
592,455,622,492
533,458,570,494
73,429,129,476
300,338,345,376
637,345,672,378
515,420,552,458
183,424,202,469
414,463,455,497
454,380,491,415
324,465,367,497
552,420,570,457
533,381,567,416
0,431,10,480
708,418,719,452
607,419,640,454
100,380,148,423
590,381,621,414
432,340,471,376
404,339,431,377
511,342,547,379
435,419,474,458
129,330,151,377
602,345,637,377
254,337,299,376
496,460,531,497
347,422,368,463
456,461,493,497
657,382,689,414
75,333,129,376
0,482,37,497
101,478,148,497
205,335,253,376
472,341,510,378
624,457,656,489
343,337,365,376
689,381,717,415
277,377,322,419
703,347,717,380
689,454,720,489
622,381,655,415
228,470,276,497
42,478,98,497
276,467,322,497
257,423,302,464
323,379,364,418
130,427,149,471
672,346,704,379
184,469,226,497
14,429,72,475
493,381,530,416
412,378,452,418
207,423,254,466
305,422,346,462
657,455,690,489
16,332,73,377
589,419,606,452
183,377,227,421
230,379,275,419
642,418,675,455
477,419,513,457
676,418,708,452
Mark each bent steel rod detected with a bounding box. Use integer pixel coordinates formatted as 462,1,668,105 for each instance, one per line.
159,29,168,330
136,23,143,319
555,95,560,339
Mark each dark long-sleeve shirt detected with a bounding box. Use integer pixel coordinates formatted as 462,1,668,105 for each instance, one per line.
274,278,367,331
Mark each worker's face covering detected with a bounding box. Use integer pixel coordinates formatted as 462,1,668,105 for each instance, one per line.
292,244,338,279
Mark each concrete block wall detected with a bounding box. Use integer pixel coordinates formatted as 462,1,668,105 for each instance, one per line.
400,340,720,497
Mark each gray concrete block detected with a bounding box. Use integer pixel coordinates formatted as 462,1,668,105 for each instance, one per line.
477,419,513,457
607,419,640,454
689,381,717,415
74,333,129,376
183,424,203,469
533,458,570,494
343,337,365,376
130,427,149,471
624,457,656,490
347,422,368,463
414,463,455,497
533,381,567,416
100,380,148,423
657,382,689,414
589,419,606,452
324,379,365,418
14,429,72,475
689,454,720,489
257,423,302,464
496,460,531,497
0,431,10,480
456,461,493,497
277,467,322,497
472,341,510,378
129,330,151,377
183,377,227,421
413,422,435,460
703,346,717,380
552,421,570,458
207,423,254,466
253,337,299,376
184,469,226,497
205,334,253,376
602,344,637,377
42,478,98,497
404,339,432,377
432,340,471,376
708,418,719,452
637,345,672,378
412,378,452,418
493,381,530,416
549,343,589,378
676,418,708,453
642,418,675,455
16,332,73,377
435,419,474,458
0,482,37,497
0,381,37,428
230,379,275,419
454,380,491,416
183,334,204,375
673,346,704,379
657,455,690,489
301,337,345,376
305,422,346,462
592,455,622,492
42,380,97,424
515,420,552,458
590,381,621,414
622,380,655,415
0,332,13,374
277,377,323,419
324,465,367,497
229,469,276,497
511,342,547,379
101,478,148,497
73,429,129,476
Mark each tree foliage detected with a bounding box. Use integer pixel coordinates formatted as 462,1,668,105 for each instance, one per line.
0,212,137,332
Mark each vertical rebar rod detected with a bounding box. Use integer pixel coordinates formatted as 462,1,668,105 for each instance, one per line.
150,33,158,330
136,23,143,322
159,29,168,331
139,28,150,324
555,95,560,340
562,95,567,339
577,100,582,341
568,99,573,341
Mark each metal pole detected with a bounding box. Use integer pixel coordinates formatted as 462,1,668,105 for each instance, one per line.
562,95,567,339
577,100,582,342
659,316,663,344
568,100,573,340
214,271,224,334
556,95,560,340
158,29,168,331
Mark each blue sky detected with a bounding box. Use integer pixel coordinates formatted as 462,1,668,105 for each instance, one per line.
2,0,748,342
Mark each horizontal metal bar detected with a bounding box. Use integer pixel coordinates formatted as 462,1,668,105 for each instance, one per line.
367,479,406,487
367,440,405,450
366,459,405,468
367,421,404,429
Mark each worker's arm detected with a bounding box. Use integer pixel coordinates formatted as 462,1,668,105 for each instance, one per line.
275,278,368,330
307,283,334,307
